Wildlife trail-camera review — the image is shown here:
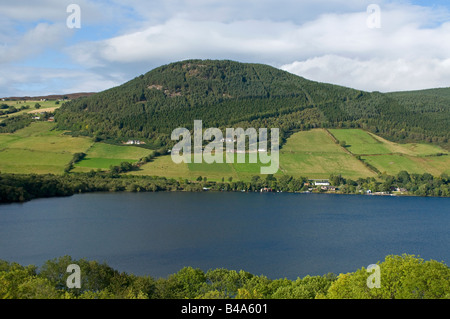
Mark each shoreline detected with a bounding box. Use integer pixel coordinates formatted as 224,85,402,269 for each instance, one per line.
1,171,449,205
1,183,446,206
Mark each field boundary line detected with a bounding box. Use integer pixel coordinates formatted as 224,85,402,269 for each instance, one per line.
323,128,353,155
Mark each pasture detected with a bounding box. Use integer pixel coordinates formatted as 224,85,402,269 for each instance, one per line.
132,129,378,180
328,129,392,155
0,100,62,122
278,129,377,179
1,123,448,180
73,142,154,171
0,122,92,174
328,128,449,176
362,154,450,176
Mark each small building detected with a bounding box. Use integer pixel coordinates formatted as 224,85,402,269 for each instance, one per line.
125,140,145,145
313,179,330,186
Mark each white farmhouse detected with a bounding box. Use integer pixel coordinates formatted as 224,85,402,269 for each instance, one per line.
313,179,330,186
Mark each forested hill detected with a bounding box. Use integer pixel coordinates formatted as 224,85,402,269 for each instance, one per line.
54,59,450,150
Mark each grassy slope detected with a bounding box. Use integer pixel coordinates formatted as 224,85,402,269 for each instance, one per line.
73,143,153,171
0,122,154,174
1,123,449,178
129,152,255,181
0,122,92,174
109,128,450,180
0,100,62,122
328,128,449,176
278,129,376,179
362,154,450,176
131,129,378,180
328,129,392,155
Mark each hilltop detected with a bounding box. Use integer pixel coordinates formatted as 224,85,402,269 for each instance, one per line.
52,59,449,150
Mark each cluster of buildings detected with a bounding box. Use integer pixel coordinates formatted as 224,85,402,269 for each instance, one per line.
124,140,145,145
30,110,54,122
303,180,337,192
256,179,338,193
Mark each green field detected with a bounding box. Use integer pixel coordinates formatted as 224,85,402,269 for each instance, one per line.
0,122,155,174
74,157,139,170
0,100,62,122
328,128,449,176
328,128,392,155
367,132,448,156
84,143,151,159
0,149,73,175
1,124,449,179
278,129,377,179
73,141,154,171
130,152,264,181
362,154,450,176
1,100,62,110
129,154,193,179
0,122,93,174
132,129,377,180
128,128,450,180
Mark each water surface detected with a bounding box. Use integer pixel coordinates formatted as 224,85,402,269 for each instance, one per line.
0,192,448,279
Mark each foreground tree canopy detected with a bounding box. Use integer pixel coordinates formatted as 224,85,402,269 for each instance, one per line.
0,254,448,299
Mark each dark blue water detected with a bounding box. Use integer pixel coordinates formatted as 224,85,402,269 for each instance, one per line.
0,192,448,279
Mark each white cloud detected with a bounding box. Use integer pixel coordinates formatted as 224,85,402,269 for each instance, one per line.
0,0,118,24
67,18,301,67
0,23,71,64
2,1,450,95
111,0,375,24
281,55,450,92
63,2,450,92
0,65,123,97
0,0,129,66
279,4,450,91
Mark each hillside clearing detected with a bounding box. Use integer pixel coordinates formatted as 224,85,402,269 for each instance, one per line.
278,129,377,179
0,122,93,174
1,124,448,179
73,142,154,171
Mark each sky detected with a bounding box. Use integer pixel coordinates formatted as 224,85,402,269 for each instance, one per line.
1,0,450,97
